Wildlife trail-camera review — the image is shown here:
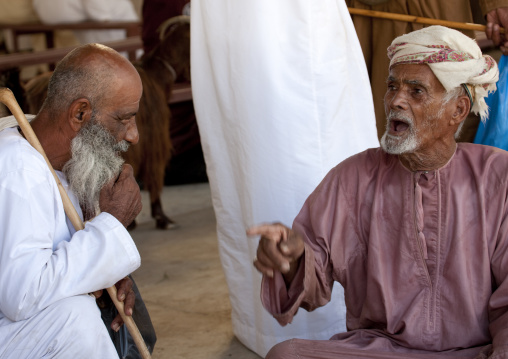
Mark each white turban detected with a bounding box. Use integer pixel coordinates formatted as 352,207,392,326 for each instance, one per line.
388,25,499,122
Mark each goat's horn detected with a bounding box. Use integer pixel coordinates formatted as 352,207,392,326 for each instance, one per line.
158,15,190,41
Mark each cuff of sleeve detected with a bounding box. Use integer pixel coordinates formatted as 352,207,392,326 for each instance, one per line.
260,244,314,326
480,0,508,16
88,212,141,271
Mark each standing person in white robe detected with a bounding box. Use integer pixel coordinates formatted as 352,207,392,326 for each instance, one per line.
0,43,143,358
32,0,139,45
191,1,380,357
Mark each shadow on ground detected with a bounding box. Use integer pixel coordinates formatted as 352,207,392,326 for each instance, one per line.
130,184,262,359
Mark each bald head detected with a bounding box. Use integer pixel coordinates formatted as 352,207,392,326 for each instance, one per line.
42,44,140,119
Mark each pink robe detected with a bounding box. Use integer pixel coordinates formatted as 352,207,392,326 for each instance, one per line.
262,144,508,359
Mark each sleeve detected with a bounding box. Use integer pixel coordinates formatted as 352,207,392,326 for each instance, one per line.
260,167,363,326
0,167,140,322
479,0,508,16
487,190,508,358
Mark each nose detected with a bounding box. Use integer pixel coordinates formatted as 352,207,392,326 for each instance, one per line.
385,88,408,112
124,119,139,145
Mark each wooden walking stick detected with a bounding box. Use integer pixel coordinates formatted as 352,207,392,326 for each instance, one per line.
348,7,505,34
0,87,152,359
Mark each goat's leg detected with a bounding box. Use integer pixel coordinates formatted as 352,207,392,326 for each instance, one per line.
151,196,177,229
146,161,177,230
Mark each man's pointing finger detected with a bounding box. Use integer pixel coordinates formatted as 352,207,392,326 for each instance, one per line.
247,223,289,241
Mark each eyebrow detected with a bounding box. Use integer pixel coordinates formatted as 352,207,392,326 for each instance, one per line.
386,76,429,89
120,112,137,118
406,80,426,87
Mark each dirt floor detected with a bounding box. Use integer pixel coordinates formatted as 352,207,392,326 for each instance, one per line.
130,183,262,359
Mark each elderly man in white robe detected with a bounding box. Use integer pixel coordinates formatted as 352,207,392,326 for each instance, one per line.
0,44,143,357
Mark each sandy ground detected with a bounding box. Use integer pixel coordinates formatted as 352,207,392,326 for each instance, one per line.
130,183,262,359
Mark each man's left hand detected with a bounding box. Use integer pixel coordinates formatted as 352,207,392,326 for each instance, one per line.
92,276,136,332
486,7,508,55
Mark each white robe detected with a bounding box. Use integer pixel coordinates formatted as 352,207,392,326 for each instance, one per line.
0,126,140,358
191,1,380,356
32,0,139,44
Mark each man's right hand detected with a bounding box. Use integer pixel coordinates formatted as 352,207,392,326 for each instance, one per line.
247,223,305,284
99,164,142,227
486,7,508,55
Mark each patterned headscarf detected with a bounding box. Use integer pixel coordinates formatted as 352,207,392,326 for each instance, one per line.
388,25,499,122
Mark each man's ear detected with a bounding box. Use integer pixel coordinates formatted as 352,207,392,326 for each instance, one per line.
449,95,470,126
68,98,92,133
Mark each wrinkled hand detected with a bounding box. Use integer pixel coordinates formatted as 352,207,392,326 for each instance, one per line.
92,277,136,332
486,7,508,55
99,164,142,227
247,223,305,284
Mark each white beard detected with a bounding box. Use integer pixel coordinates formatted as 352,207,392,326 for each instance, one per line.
62,117,129,216
380,111,419,155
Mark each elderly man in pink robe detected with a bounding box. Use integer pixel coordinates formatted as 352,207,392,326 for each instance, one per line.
249,25,507,358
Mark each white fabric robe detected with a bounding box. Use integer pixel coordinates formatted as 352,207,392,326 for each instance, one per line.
0,126,140,357
191,1,380,356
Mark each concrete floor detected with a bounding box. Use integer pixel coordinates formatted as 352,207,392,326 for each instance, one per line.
130,183,262,359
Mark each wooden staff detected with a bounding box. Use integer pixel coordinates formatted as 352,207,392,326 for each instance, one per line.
0,87,151,359
348,7,505,34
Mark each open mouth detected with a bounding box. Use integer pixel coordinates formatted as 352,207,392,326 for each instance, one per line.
389,119,409,135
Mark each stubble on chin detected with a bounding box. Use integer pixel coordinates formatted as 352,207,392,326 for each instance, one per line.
380,112,419,155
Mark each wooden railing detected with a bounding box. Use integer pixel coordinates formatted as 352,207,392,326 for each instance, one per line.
0,36,143,70
0,34,192,104
0,20,141,53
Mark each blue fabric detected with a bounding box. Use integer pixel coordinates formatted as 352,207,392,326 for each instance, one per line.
474,55,508,150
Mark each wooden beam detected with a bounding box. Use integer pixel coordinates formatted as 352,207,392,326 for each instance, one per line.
0,36,143,71
169,83,192,104
0,20,141,55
